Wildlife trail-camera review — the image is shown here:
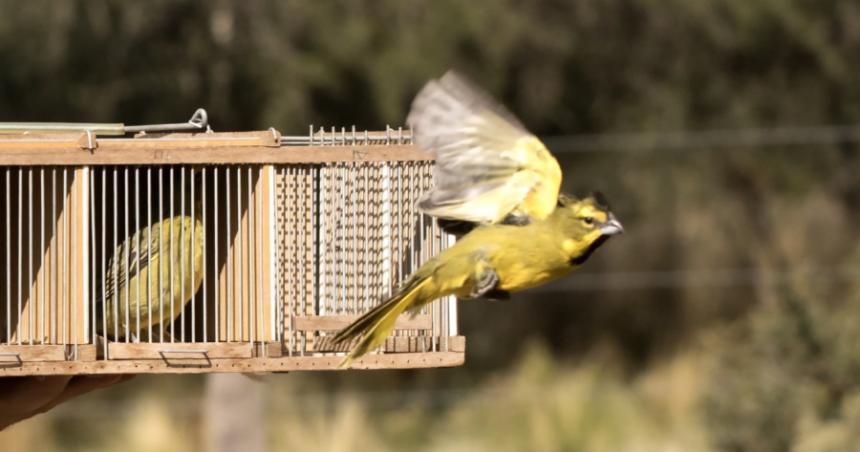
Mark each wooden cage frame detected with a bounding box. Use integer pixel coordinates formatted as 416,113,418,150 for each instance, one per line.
0,128,464,375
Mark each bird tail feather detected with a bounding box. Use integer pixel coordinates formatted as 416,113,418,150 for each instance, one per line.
333,277,433,367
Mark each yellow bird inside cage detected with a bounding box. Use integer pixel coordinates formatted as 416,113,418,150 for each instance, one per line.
96,214,204,342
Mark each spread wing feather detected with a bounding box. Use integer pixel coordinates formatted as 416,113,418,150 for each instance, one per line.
407,71,562,224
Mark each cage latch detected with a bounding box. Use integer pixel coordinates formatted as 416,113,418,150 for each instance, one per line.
126,108,210,134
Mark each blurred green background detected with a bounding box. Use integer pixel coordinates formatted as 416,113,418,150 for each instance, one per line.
3,1,860,451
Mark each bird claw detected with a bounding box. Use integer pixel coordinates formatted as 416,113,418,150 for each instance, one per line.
437,219,476,236
481,289,511,302
501,213,531,226
469,267,500,299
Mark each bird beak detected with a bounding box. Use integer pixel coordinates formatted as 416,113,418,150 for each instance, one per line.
600,213,624,236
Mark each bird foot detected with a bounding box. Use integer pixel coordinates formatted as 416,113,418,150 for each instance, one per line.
481,289,511,302
469,267,501,299
501,213,531,226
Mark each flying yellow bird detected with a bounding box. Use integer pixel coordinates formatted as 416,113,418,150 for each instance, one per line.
97,215,204,341
407,70,563,232
332,193,623,366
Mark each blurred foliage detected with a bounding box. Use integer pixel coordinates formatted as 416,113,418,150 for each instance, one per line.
1,0,860,450
704,246,860,451
1,343,711,452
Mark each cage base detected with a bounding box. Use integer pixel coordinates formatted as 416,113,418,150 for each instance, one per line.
0,350,464,376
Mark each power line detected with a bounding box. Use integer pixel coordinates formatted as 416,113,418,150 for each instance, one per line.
542,124,860,153
531,266,860,292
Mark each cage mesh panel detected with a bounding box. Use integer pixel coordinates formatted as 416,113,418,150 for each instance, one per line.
274,160,453,356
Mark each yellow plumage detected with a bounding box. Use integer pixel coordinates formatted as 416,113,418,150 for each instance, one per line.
97,215,204,341
407,71,562,225
333,195,623,366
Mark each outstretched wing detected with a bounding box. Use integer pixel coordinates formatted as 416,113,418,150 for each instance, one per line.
407,71,562,224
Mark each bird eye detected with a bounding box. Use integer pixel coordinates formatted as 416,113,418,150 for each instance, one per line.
583,216,594,225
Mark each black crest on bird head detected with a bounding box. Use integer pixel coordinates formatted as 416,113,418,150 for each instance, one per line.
589,191,610,211
557,191,611,211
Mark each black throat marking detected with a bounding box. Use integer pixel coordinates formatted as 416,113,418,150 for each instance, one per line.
569,235,610,266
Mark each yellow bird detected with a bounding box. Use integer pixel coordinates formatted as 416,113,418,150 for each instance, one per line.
332,193,623,366
97,215,204,341
407,70,563,231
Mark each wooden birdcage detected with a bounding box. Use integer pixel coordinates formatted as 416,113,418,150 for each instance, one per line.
0,114,464,375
